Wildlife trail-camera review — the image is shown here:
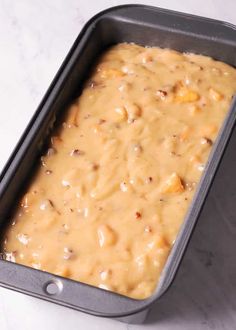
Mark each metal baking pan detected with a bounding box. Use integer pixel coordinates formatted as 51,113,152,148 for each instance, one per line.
0,4,236,324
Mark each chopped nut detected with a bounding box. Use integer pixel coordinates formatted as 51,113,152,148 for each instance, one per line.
21,192,37,209
78,207,88,217
185,181,197,191
62,179,70,187
141,51,153,63
156,89,168,100
31,262,41,270
118,82,131,92
100,269,112,281
128,118,135,124
98,119,106,125
91,163,99,171
201,137,213,146
170,151,181,157
17,233,30,245
98,283,111,291
70,149,85,156
133,143,143,154
21,194,30,209
62,223,70,232
135,212,142,219
45,170,52,175
84,113,91,119
88,80,99,88
47,147,56,156
121,65,135,75
63,247,75,260
198,164,205,172
51,136,62,148
199,124,217,138
120,181,129,192
0,251,17,262
41,156,47,167
144,226,152,233
87,162,99,172
145,177,153,183
39,199,54,211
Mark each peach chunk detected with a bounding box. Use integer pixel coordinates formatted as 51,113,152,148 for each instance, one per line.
97,224,117,247
161,173,184,193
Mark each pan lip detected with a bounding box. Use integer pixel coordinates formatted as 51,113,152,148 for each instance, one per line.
0,3,236,318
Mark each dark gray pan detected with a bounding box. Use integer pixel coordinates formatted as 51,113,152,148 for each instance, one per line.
0,4,235,324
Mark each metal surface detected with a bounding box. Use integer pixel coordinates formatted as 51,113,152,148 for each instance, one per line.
0,4,235,324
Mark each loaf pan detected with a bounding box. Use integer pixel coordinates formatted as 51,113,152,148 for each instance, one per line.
0,5,236,324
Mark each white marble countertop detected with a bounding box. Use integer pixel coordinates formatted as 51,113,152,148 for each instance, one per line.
0,1,236,329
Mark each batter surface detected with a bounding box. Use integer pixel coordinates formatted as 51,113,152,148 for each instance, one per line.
2,44,236,299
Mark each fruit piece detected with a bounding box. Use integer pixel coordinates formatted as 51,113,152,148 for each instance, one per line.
161,173,184,193
209,88,223,101
97,224,117,247
175,83,200,103
66,104,78,126
99,68,124,79
125,102,142,123
179,127,191,141
189,104,201,115
114,106,128,122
